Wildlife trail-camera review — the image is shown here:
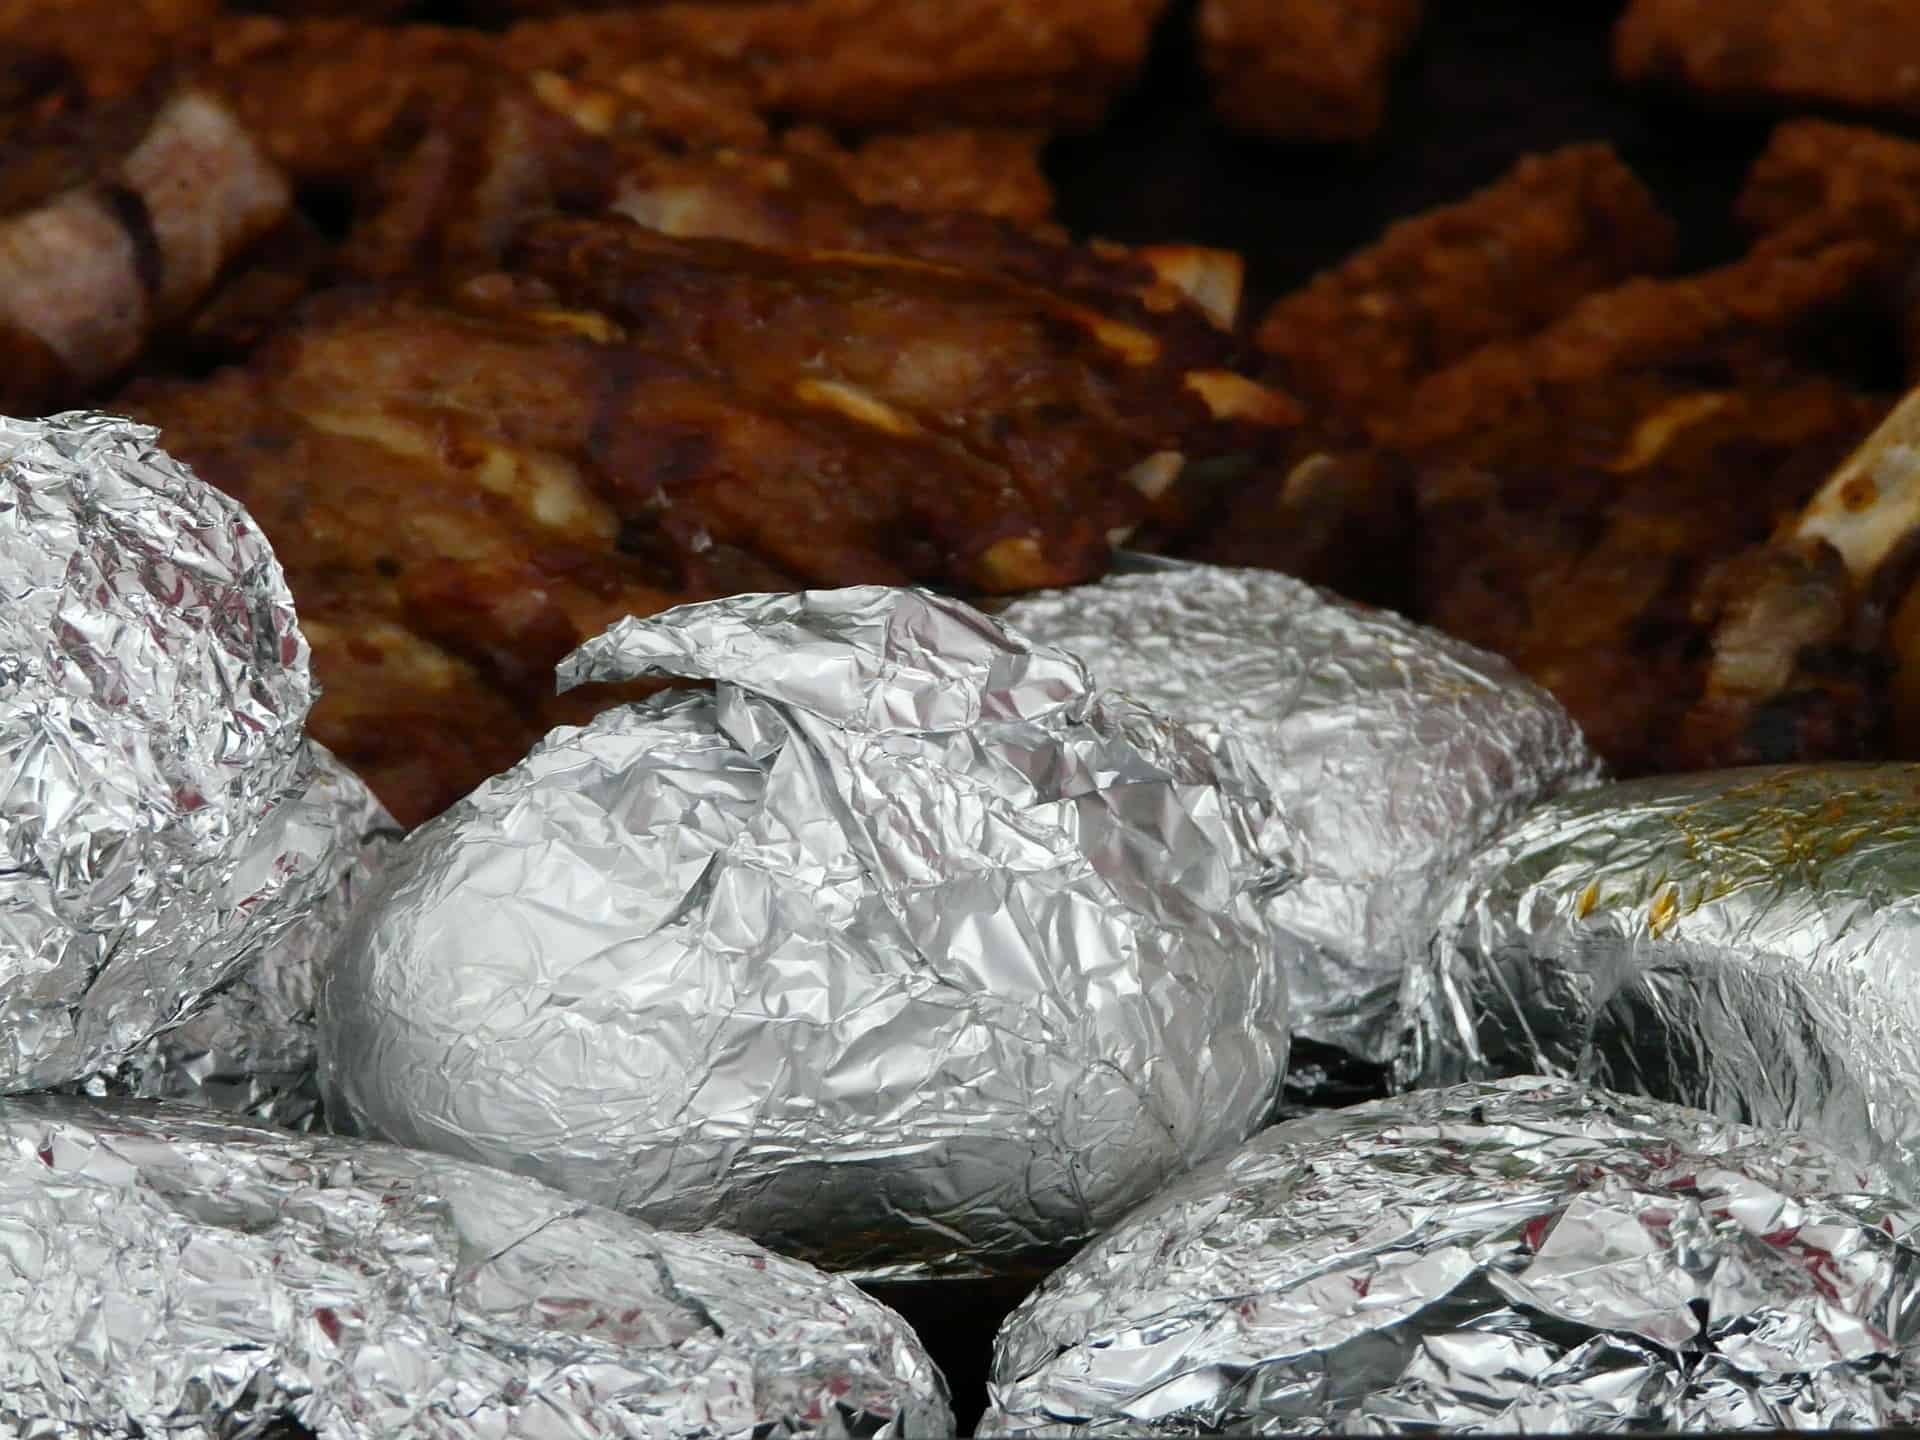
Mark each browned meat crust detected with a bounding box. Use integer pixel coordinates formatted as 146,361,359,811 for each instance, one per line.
1255,144,1676,441
1738,118,1920,240
1413,375,1886,775
1197,0,1422,142
119,218,1294,822
0,0,217,108
506,0,1172,131
1616,0,1920,119
1395,238,1891,456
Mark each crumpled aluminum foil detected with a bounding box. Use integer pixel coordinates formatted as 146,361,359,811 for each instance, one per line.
985,1076,1920,1435
320,585,1292,1282
78,742,401,1129
1401,763,1920,1198
0,1093,950,1437
1000,562,1602,1071
0,410,360,1093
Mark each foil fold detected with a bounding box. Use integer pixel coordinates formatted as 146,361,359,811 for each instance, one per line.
80,742,401,1129
985,1076,1920,1435
0,410,352,1092
1001,563,1602,1072
1401,763,1920,1196
0,1094,950,1437
321,585,1292,1281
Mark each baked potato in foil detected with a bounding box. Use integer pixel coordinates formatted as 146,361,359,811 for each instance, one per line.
1402,764,1920,1195
987,1076,1920,1434
0,411,366,1094
320,586,1292,1281
1002,561,1601,1082
0,1095,950,1436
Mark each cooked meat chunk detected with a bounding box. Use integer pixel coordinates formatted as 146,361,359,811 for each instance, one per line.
610,148,1243,334
1413,375,1885,775
0,0,217,107
1397,237,1891,455
1738,118,1920,242
1197,0,1423,142
1616,0,1920,120
798,128,1056,227
1736,121,1920,372
509,217,1289,476
200,18,501,186
119,216,1294,820
1257,144,1675,439
0,87,289,410
507,0,1171,131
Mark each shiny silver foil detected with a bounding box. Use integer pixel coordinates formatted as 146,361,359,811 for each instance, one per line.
0,1094,950,1436
985,1076,1920,1435
321,586,1291,1281
0,410,358,1093
1402,763,1920,1199
1000,563,1602,1069
80,742,401,1129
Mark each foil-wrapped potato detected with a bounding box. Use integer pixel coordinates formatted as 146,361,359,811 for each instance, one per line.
0,412,367,1092
1402,764,1920,1195
987,1077,1920,1434
79,741,401,1129
0,1095,950,1437
321,586,1292,1281
1002,561,1602,1077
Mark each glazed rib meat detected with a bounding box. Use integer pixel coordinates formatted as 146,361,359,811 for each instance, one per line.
120,218,1295,823
507,0,1172,131
1616,0,1920,120
1197,0,1423,142
1256,143,1676,439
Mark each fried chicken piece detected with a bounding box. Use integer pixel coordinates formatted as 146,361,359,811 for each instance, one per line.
0,87,290,411
1256,144,1677,440
1733,119,1920,382
1616,0,1920,120
507,0,1171,131
1197,0,1423,142
0,0,217,107
1738,118,1920,243
1413,374,1884,775
1397,237,1893,456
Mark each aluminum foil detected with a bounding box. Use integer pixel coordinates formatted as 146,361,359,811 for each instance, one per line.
1000,562,1602,1070
0,1093,950,1437
985,1075,1920,1435
78,742,401,1129
320,585,1292,1282
1401,763,1920,1199
0,410,362,1093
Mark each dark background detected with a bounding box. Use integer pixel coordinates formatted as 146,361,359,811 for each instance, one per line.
1053,0,1778,311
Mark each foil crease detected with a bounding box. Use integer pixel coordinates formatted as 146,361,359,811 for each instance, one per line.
320,585,1291,1281
1401,763,1920,1197
81,742,402,1129
985,1076,1920,1435
0,1094,950,1437
0,410,347,1092
1000,563,1602,1068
